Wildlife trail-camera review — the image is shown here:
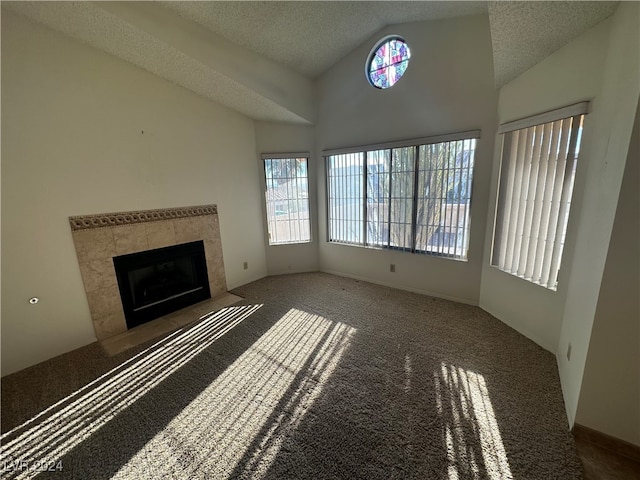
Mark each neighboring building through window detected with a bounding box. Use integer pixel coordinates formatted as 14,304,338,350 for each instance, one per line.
263,155,311,245
366,36,411,89
491,102,588,290
326,133,477,260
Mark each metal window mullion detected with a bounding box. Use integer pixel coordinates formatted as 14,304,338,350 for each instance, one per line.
454,142,463,257
426,144,435,252
324,156,336,242
446,141,458,255
411,145,419,252
363,152,368,246
387,149,392,247
285,160,293,243
460,139,474,259
341,155,345,243
264,159,274,244
421,146,430,252
330,157,335,242
291,163,299,242
438,142,447,255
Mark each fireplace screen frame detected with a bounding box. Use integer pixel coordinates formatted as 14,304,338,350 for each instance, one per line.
113,240,211,329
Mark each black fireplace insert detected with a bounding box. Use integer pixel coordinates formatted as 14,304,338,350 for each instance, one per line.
113,241,211,329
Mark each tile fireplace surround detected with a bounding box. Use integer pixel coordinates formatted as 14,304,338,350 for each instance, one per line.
69,205,227,340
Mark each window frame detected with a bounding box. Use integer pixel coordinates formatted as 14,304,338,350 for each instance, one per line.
490,102,589,290
365,35,411,90
323,131,480,261
262,153,312,246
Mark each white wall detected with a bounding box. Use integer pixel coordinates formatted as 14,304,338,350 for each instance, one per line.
315,15,498,304
557,2,639,427
479,18,610,352
254,122,319,275
575,100,640,446
1,11,268,376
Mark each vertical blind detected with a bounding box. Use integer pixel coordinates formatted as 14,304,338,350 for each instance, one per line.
492,103,587,290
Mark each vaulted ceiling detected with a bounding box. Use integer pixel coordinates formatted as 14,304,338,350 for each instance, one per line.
3,1,618,124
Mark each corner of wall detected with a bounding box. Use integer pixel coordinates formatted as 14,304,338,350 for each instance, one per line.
556,1,640,429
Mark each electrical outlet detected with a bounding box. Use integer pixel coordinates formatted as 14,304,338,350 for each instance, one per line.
566,342,572,361
243,261,248,270
390,264,396,273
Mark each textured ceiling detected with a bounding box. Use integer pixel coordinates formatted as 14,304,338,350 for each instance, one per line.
161,1,488,78
489,1,619,87
3,1,620,123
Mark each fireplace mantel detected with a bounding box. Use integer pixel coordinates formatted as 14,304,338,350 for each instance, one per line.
69,205,226,340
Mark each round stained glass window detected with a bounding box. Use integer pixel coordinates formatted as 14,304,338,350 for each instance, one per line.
366,36,411,89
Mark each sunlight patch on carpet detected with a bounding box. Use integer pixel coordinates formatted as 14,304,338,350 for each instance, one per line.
0,305,262,480
113,308,356,479
434,363,513,480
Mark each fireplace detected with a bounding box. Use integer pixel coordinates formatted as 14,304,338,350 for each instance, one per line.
113,241,211,329
70,204,227,340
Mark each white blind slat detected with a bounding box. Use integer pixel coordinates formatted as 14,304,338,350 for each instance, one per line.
518,124,544,276
525,122,553,279
532,120,563,283
512,127,534,273
492,103,587,290
504,129,528,272
540,118,572,285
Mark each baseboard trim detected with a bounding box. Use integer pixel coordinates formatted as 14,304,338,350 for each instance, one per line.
573,423,640,462
319,269,478,306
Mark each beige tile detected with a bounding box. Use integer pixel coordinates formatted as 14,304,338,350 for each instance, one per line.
207,264,227,290
166,310,201,328
145,221,176,249
190,299,222,319
209,278,227,298
206,250,225,274
202,215,221,242
100,308,199,356
86,285,122,319
212,293,242,309
94,311,127,340
204,237,224,262
79,259,117,293
72,228,116,263
173,218,203,243
113,224,149,255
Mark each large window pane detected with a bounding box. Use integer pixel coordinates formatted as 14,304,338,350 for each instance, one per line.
389,147,415,250
366,149,390,247
416,139,475,258
326,134,476,261
264,157,311,245
327,153,364,244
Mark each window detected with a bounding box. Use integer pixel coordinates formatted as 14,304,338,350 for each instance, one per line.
263,154,311,245
491,102,588,290
366,36,411,89
326,133,477,260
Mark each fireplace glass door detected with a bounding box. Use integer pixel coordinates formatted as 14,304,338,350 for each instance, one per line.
113,241,211,329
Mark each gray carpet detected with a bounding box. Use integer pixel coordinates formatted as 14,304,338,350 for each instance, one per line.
1,272,582,479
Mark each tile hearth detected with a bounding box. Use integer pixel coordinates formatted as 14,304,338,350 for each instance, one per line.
99,292,242,356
